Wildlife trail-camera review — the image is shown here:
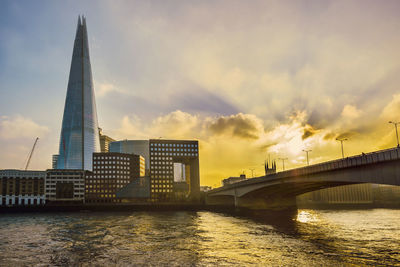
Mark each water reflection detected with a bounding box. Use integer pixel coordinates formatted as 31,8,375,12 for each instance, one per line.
0,209,399,266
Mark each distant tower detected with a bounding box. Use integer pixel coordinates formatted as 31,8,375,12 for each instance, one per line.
57,16,100,170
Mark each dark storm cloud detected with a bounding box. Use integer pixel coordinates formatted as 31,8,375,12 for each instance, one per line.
209,114,260,139
302,125,318,140
323,132,336,140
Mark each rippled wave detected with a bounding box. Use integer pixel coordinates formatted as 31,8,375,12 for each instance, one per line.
0,209,399,266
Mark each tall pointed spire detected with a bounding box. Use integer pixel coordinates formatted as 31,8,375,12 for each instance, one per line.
57,16,100,170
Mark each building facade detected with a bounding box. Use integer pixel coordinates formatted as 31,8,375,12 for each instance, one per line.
109,140,150,174
99,128,115,153
149,139,200,202
85,152,145,203
56,16,100,171
46,169,88,203
0,170,46,206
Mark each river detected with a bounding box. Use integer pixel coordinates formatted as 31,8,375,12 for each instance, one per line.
0,209,399,266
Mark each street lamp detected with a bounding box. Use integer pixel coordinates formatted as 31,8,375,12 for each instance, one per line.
336,137,347,159
248,168,255,178
302,149,312,166
278,158,288,171
389,121,400,148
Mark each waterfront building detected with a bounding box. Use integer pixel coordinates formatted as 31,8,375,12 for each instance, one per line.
85,152,145,203
0,170,45,206
109,140,150,174
46,169,88,203
222,174,246,186
115,176,151,202
56,16,100,171
99,128,115,153
149,139,200,202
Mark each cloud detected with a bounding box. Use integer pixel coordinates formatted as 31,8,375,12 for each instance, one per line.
302,125,319,140
341,104,362,120
0,115,49,140
96,82,126,97
208,113,262,139
381,94,400,121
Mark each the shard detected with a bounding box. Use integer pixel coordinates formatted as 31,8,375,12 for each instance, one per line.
57,16,100,170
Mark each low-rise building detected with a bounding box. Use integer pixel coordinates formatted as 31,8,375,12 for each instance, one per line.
0,169,46,206
85,152,145,204
46,169,88,203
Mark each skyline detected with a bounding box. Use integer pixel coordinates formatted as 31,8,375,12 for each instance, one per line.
1,1,400,186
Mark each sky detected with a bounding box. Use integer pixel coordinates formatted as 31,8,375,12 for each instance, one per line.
1,0,400,187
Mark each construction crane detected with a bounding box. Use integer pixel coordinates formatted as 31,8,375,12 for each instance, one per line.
24,137,39,170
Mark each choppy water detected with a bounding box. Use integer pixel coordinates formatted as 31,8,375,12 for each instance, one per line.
0,209,399,266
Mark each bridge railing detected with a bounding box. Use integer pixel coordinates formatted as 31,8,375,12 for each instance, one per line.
272,147,400,179
209,147,400,193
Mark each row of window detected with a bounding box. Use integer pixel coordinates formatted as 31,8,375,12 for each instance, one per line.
150,152,198,157
152,170,172,174
94,156,130,161
151,184,172,188
151,179,172,184
151,175,173,179
152,157,173,161
94,161,130,165
150,147,197,152
151,189,172,193
93,165,129,170
0,177,44,179
86,184,124,189
87,179,129,183
85,193,116,198
94,170,129,174
151,143,197,148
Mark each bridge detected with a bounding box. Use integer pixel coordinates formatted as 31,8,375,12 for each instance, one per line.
206,147,400,210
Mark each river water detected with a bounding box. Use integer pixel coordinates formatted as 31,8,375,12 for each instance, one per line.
0,209,399,266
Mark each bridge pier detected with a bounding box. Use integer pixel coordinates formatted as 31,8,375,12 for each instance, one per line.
236,195,297,211
206,194,298,211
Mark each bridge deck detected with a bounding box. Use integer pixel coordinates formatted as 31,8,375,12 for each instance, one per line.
210,147,400,193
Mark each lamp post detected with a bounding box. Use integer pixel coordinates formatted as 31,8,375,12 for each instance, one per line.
302,149,312,166
249,168,255,178
336,138,347,159
278,157,288,171
389,121,400,148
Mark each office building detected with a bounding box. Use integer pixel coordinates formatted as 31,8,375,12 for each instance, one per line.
46,169,88,203
149,139,200,202
85,152,145,203
56,16,100,171
116,176,151,202
110,140,150,174
0,170,46,206
99,128,115,153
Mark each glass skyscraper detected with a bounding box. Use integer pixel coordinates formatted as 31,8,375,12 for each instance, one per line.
57,16,100,171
